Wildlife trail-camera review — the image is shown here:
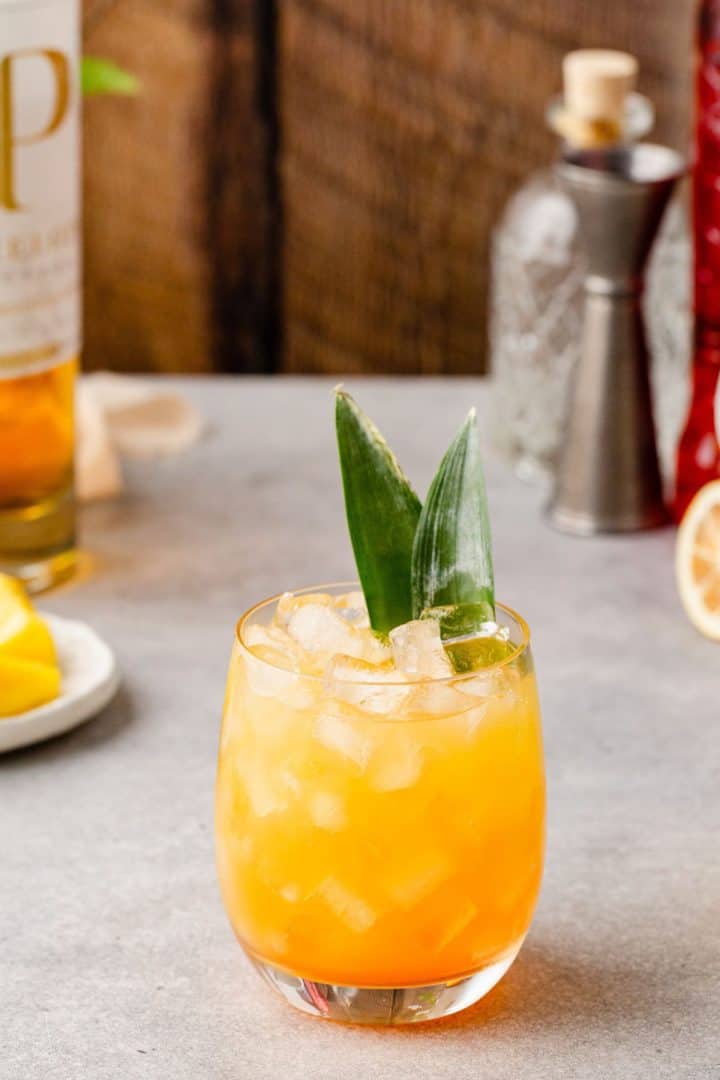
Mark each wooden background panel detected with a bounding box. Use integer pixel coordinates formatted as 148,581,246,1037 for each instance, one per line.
206,0,280,373
280,0,696,376
81,0,697,375
83,0,275,374
83,0,213,373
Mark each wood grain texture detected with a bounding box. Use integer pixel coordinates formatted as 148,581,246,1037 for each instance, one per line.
83,0,276,374
280,0,695,376
83,0,212,373
83,0,697,375
207,0,279,373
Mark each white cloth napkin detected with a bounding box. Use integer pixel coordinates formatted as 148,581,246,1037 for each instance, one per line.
76,373,205,501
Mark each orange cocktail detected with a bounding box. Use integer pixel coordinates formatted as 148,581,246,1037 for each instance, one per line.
216,586,545,1023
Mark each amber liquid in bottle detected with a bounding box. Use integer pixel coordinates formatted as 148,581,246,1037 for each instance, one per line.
0,357,76,588
675,0,720,519
0,0,80,590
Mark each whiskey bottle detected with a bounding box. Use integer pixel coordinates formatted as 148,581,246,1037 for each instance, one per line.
0,0,80,590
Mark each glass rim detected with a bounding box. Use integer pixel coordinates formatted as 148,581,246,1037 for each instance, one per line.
235,582,531,687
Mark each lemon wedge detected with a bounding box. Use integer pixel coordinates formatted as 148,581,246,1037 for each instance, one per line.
0,654,61,717
0,574,57,665
0,573,61,716
676,479,720,641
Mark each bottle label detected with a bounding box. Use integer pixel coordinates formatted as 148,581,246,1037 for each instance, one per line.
0,0,80,379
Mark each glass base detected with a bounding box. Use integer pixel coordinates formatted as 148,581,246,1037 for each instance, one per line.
0,547,77,593
249,943,522,1025
0,485,76,593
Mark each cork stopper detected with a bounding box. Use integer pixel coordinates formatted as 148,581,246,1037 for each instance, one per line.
555,50,639,149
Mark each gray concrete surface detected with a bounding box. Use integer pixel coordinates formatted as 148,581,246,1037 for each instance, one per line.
2,378,719,1080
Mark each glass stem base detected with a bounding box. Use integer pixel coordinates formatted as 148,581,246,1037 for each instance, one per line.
249,942,522,1025
0,485,76,593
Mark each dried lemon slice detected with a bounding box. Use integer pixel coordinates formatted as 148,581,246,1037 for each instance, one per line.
676,479,720,640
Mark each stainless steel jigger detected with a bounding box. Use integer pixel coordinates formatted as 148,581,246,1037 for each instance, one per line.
547,144,685,534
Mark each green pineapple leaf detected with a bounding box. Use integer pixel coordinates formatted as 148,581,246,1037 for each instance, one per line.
335,389,422,635
411,408,495,640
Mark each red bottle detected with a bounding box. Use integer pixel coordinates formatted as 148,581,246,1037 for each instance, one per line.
675,0,720,519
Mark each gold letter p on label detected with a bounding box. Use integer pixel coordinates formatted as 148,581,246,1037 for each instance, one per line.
0,49,70,211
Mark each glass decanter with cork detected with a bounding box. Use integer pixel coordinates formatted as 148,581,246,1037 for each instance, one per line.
490,49,690,486
0,0,80,591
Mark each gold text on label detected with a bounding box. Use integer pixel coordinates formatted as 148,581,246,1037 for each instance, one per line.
0,48,71,212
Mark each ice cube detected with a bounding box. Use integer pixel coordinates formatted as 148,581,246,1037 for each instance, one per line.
245,649,320,708
275,591,334,627
435,896,478,950
245,649,299,699
244,624,299,689
288,603,358,654
390,619,453,679
358,634,392,665
455,672,495,699
279,883,301,903
383,849,453,907
244,624,321,704
278,766,302,796
333,591,370,628
368,737,423,791
463,699,491,737
456,663,520,706
245,622,298,663
409,681,473,716
314,707,374,767
244,769,290,818
325,655,410,716
237,749,300,817
317,876,377,932
308,791,347,830
287,602,390,666
216,832,255,890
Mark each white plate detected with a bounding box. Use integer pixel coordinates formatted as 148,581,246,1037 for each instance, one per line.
0,614,119,754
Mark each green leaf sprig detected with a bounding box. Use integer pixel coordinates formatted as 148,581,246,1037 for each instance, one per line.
81,57,139,97
411,407,494,629
336,392,496,652
335,390,421,635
